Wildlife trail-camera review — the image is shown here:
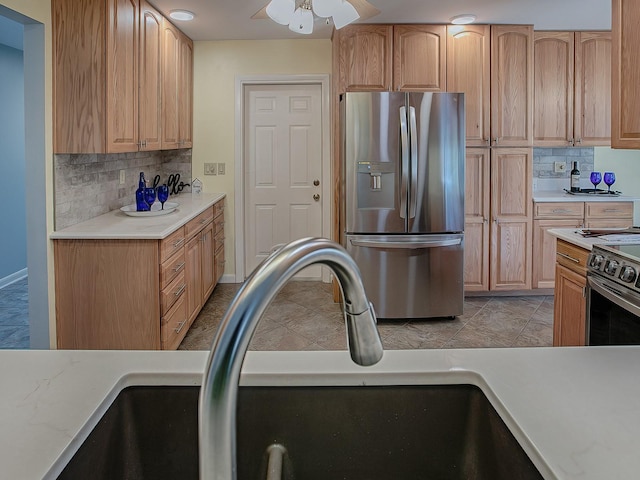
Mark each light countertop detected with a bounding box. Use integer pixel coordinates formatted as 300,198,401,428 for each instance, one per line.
533,190,640,202
5,348,640,480
548,228,640,250
50,193,226,240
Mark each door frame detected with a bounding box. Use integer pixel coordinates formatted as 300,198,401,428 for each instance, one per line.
234,74,331,282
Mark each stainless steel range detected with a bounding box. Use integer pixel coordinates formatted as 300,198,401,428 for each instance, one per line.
587,244,640,345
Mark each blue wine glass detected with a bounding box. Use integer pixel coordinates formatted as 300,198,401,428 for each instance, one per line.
144,187,156,210
590,171,602,193
603,172,616,194
157,184,169,210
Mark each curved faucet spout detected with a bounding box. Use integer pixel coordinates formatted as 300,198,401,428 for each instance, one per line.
199,237,384,479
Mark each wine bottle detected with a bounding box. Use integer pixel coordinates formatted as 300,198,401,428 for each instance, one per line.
136,172,149,211
570,162,580,192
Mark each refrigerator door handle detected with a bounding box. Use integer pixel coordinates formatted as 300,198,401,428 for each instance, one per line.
409,106,418,219
399,106,409,219
350,238,462,249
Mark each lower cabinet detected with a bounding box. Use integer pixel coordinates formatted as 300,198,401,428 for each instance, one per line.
54,198,225,350
533,201,633,289
553,239,588,346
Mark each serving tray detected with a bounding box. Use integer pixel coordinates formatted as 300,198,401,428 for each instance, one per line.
563,188,621,196
120,202,179,217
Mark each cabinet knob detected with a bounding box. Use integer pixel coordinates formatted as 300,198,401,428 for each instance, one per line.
313,179,320,186
313,194,320,201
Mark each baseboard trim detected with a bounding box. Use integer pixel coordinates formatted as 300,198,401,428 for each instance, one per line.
0,268,28,290
219,274,237,284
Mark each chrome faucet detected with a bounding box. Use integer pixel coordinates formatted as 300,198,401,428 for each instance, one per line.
199,237,384,479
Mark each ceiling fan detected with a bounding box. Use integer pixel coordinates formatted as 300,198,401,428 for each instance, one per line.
252,0,381,34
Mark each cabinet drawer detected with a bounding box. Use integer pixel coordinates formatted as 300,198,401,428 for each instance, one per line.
161,271,186,315
161,293,188,350
185,207,214,238
534,202,584,219
160,249,186,290
585,202,633,218
214,212,225,236
585,219,634,229
160,227,185,263
215,246,225,284
556,239,589,276
214,199,224,218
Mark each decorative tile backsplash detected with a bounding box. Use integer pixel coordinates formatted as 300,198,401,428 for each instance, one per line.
54,150,192,230
533,147,595,191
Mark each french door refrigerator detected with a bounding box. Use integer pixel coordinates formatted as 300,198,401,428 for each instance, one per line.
341,92,465,319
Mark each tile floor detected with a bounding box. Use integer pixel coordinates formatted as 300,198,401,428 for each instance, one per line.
0,279,554,351
179,282,554,351
0,277,30,349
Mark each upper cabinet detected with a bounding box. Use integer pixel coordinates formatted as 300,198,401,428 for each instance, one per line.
490,25,534,147
611,0,640,149
53,0,193,154
335,24,446,92
393,25,446,91
534,31,610,147
446,25,491,146
337,25,393,91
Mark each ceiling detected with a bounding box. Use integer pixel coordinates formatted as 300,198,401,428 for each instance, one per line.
148,0,612,41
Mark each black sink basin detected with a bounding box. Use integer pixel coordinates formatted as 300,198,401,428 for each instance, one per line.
57,384,543,480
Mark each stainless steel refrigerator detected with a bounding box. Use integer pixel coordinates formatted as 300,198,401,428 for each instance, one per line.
340,92,465,319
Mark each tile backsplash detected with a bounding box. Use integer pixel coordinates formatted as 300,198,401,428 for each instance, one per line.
54,150,192,230
533,147,594,192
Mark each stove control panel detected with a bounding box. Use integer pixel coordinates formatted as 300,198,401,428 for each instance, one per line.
589,246,640,293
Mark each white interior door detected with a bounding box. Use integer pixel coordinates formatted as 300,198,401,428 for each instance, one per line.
244,83,323,279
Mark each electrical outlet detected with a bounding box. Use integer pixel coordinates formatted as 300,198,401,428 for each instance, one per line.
204,163,217,175
554,161,567,173
119,169,125,185
218,162,226,175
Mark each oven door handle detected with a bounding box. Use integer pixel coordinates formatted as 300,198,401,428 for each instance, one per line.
588,275,640,317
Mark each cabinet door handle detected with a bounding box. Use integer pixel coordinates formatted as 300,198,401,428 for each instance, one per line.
174,320,187,334
557,252,580,264
173,262,185,273
174,283,187,297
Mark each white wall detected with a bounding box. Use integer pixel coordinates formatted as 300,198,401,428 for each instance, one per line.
594,147,640,225
192,39,332,279
0,42,26,282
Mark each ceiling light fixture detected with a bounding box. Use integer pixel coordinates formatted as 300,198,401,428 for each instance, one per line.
450,14,476,25
266,0,360,35
169,9,195,21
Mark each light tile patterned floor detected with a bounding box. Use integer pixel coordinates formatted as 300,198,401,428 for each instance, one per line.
179,282,554,351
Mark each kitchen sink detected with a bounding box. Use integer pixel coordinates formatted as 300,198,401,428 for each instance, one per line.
57,384,542,480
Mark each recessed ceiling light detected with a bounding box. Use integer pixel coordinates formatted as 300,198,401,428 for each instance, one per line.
169,9,195,21
450,14,476,25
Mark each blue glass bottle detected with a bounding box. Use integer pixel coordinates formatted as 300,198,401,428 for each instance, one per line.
136,172,149,211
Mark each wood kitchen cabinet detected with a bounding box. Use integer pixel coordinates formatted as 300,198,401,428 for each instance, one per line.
611,0,640,149
464,147,533,292
161,20,193,149
491,25,534,147
335,24,446,92
464,148,490,291
490,148,533,290
54,198,225,350
53,0,193,154
532,202,584,289
584,201,633,228
447,25,491,146
393,25,446,91
553,239,589,346
534,31,611,147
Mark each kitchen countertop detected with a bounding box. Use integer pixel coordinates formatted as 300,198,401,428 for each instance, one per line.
5,348,640,480
533,190,640,202
549,227,640,250
50,192,226,240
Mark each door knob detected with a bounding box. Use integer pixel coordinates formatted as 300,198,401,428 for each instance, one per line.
313,194,320,201
313,179,320,186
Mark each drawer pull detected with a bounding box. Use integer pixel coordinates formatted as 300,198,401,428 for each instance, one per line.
173,262,186,273
173,238,185,248
557,252,580,264
603,209,621,213
174,320,187,334
174,283,187,297
551,209,572,214
201,217,213,224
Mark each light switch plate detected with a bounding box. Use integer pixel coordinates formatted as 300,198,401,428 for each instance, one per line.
218,163,226,175
119,169,125,185
204,163,217,175
554,161,566,173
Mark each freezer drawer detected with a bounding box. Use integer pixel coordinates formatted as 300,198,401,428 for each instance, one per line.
346,234,464,319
